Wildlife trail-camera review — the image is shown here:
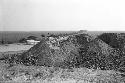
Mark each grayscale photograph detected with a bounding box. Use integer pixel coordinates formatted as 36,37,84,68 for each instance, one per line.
0,0,125,83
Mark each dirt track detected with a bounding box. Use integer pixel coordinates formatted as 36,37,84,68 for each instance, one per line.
0,43,33,52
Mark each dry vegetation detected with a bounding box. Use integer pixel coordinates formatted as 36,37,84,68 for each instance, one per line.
0,62,124,83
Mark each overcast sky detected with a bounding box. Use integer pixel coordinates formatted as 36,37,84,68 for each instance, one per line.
1,0,125,31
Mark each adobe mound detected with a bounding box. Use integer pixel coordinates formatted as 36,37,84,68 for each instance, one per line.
79,38,121,70
97,33,125,71
20,33,93,68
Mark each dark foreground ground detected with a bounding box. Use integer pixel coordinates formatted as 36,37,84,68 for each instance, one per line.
0,59,124,83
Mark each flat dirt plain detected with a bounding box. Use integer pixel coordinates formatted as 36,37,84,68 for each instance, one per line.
0,44,125,83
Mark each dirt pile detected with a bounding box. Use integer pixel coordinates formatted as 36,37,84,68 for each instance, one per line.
79,38,120,70
20,33,92,68
97,33,125,71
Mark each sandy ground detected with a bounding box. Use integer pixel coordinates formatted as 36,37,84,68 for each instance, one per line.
0,43,34,52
